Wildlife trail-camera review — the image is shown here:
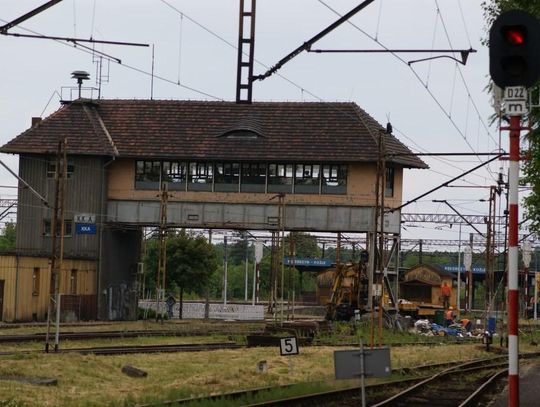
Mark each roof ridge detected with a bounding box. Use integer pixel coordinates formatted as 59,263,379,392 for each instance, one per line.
82,105,118,157
87,105,119,156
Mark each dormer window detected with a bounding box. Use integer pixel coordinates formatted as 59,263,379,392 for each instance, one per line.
222,130,260,139
218,118,264,139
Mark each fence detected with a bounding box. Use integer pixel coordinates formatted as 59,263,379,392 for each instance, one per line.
60,294,97,321
140,300,265,320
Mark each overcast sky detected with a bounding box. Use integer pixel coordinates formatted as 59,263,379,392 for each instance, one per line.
0,0,521,249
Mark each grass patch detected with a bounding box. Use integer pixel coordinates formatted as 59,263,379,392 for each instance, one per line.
177,382,337,407
0,343,491,406
0,319,526,406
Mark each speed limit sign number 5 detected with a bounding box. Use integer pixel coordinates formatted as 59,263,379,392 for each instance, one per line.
279,337,299,356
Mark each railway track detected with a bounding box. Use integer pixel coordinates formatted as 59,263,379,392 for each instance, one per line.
370,358,508,407
138,356,514,407
0,328,260,343
0,330,480,350
0,342,243,356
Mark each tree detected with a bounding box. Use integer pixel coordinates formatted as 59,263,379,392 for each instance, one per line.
227,231,251,265
0,223,16,251
144,229,218,317
284,232,321,258
483,0,540,233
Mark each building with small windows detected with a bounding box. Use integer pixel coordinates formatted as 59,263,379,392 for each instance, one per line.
0,99,426,321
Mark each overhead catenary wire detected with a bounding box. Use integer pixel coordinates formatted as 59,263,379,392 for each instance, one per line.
433,0,500,161
316,0,499,179
90,0,97,39
155,0,499,200
1,3,511,244
72,0,77,38
0,18,223,101
154,0,496,195
177,12,184,85
393,126,502,185
374,0,384,41
391,154,503,213
426,6,440,87
457,0,473,48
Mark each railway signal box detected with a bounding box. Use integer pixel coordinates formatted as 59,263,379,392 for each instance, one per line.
489,10,540,88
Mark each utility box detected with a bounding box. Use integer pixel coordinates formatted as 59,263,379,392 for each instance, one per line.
334,347,391,380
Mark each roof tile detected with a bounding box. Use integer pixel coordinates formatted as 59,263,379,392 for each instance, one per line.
1,100,427,168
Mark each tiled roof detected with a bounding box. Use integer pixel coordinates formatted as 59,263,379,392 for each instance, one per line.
1,99,427,168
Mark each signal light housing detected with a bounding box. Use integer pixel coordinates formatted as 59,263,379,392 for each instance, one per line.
489,10,540,88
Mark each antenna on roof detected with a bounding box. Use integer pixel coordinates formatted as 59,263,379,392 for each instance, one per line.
71,71,90,99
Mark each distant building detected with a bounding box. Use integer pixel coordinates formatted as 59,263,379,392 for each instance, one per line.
400,264,456,314
0,99,426,321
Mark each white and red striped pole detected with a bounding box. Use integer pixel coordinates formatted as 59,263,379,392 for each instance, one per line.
507,114,521,407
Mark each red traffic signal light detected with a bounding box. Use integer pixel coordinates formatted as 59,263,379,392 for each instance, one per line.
504,27,526,45
489,10,540,88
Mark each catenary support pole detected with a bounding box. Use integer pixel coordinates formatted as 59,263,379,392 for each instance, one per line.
244,236,249,302
457,223,462,316
468,233,474,312
534,271,538,321
507,114,521,407
223,235,228,305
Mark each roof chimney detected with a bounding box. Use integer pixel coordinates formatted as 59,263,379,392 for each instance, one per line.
31,117,42,127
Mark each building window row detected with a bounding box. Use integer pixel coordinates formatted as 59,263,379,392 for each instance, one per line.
47,160,75,178
135,161,349,194
32,267,77,295
43,219,73,237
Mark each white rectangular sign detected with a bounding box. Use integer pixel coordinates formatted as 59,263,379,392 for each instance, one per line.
504,86,527,100
503,86,528,115
503,100,528,115
75,213,96,224
279,337,299,356
255,241,263,263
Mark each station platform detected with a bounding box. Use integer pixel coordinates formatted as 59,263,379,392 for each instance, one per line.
490,360,540,406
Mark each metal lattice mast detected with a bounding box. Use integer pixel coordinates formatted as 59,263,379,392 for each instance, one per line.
156,182,168,321
236,0,256,103
485,186,498,308
45,138,66,352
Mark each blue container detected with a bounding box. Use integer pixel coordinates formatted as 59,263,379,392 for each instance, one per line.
488,317,496,333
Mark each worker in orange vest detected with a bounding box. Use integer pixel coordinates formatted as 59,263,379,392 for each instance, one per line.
441,282,452,310
445,307,455,327
460,318,472,332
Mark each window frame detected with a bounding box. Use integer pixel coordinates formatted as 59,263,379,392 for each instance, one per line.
162,160,187,190
46,160,74,179
32,267,40,296
268,163,293,193
294,163,320,194
214,162,240,192
135,160,162,189
69,269,77,295
43,219,73,237
322,164,347,194
385,167,395,198
188,162,213,191
240,163,266,192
